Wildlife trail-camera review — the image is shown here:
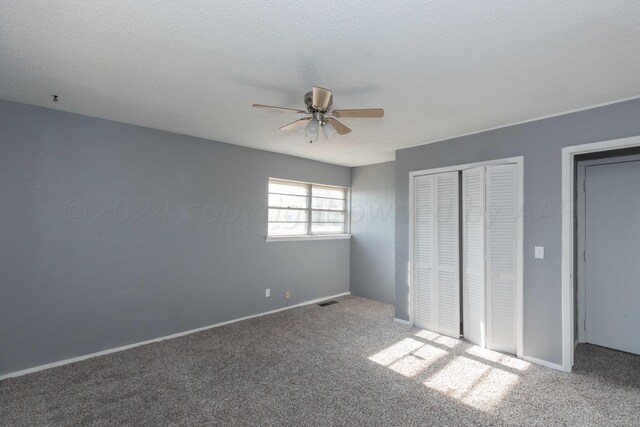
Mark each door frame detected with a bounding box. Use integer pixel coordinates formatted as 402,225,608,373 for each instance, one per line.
561,134,640,372
409,156,524,359
575,154,640,344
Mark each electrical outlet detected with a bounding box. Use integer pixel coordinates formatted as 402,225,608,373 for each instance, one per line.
265,288,270,297
284,290,290,300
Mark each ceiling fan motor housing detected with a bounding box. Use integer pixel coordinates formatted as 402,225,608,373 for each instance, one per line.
305,91,332,113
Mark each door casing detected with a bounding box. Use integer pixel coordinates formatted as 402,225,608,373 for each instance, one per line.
562,135,640,373
575,155,640,351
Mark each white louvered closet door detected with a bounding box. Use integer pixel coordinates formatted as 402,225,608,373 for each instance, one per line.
413,174,435,330
486,164,518,354
462,167,486,347
413,171,460,338
434,172,460,338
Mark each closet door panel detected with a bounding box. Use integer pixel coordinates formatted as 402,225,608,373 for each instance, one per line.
434,172,460,338
413,174,435,330
462,167,486,347
486,164,518,354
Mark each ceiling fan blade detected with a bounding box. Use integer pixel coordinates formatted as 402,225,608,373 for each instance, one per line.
332,108,384,118
327,118,351,135
312,86,332,110
279,117,311,130
252,104,307,114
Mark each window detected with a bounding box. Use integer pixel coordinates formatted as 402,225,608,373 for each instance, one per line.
268,178,349,239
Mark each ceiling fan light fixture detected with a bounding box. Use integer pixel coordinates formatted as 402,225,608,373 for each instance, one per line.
322,120,337,139
305,118,320,141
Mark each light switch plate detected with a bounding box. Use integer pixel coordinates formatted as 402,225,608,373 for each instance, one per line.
265,288,270,297
534,246,544,259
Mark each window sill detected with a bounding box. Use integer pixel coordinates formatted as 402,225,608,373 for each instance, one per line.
266,234,352,243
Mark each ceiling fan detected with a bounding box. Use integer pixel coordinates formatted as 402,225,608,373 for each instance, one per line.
252,86,384,142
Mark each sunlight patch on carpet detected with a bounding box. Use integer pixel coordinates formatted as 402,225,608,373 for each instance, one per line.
424,355,520,411
465,346,531,371
368,338,424,366
388,345,448,377
414,330,460,349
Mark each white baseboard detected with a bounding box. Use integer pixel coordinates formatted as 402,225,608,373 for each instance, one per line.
520,354,568,372
0,291,351,381
393,317,413,326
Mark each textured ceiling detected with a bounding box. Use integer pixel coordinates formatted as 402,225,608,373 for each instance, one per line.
2,1,640,166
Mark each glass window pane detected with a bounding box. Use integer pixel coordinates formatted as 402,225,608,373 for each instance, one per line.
312,186,345,199
269,194,308,209
312,211,344,223
267,179,348,237
268,208,308,222
311,222,344,234
311,197,345,211
269,181,308,196
268,222,307,236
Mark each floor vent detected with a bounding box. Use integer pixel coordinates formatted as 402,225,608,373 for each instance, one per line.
318,300,338,307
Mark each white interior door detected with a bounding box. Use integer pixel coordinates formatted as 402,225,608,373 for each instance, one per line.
462,167,486,347
584,160,640,355
486,164,518,354
413,171,460,338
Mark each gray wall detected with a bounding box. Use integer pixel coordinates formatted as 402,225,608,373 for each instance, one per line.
0,99,351,376
395,98,640,366
350,161,395,304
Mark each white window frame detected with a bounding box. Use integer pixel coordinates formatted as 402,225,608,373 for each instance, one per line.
266,178,351,242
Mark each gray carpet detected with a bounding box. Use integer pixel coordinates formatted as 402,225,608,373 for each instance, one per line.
1,296,639,426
